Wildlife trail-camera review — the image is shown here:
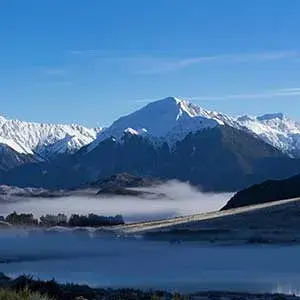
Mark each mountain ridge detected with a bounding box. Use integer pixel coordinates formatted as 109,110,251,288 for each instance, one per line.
0,114,103,159
2,97,300,158
1,96,300,191
3,125,300,192
85,97,300,158
237,112,300,157
87,96,242,151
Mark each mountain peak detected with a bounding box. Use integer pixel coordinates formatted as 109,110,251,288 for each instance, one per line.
257,113,285,122
144,96,202,119
88,96,233,152
143,96,187,111
160,96,182,104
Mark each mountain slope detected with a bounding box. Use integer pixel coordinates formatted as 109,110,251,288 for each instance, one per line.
4,125,300,192
90,173,162,189
88,96,300,157
0,144,36,172
2,97,300,160
88,97,242,151
222,173,300,210
0,115,102,159
163,125,300,191
2,96,300,191
94,173,165,198
237,113,300,157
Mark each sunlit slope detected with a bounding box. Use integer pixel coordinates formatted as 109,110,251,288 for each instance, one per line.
120,197,300,237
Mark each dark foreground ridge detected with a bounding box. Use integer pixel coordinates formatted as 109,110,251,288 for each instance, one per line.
0,273,299,300
222,173,300,210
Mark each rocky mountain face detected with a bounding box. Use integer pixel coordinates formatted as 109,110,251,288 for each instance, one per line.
0,144,36,172
237,113,300,158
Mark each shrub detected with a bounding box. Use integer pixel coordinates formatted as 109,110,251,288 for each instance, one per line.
4,212,124,228
39,214,68,227
0,288,53,300
68,213,124,227
5,212,38,226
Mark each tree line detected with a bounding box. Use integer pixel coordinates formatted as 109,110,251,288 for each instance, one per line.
0,212,124,227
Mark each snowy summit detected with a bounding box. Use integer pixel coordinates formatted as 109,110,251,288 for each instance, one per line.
88,96,240,151
1,96,300,159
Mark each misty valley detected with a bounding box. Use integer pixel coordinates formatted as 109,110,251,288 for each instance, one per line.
2,3,300,296
1,180,300,299
2,95,300,299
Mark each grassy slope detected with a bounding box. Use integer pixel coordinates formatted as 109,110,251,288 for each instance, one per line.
119,197,300,234
0,288,52,300
118,197,300,244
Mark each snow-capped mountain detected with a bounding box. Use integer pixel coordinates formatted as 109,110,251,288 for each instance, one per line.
2,96,300,164
0,115,103,159
3,96,300,192
87,96,300,158
88,96,242,151
237,113,300,157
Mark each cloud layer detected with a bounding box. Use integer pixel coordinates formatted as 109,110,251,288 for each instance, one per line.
70,50,299,74
0,181,231,223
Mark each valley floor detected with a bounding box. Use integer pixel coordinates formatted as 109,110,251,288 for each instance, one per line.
1,198,300,299
117,197,300,245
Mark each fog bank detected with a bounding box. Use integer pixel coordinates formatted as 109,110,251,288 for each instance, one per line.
0,181,232,222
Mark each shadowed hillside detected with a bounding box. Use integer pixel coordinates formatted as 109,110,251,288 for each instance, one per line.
222,174,300,210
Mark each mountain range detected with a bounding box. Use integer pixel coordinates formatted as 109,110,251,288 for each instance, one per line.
1,96,300,191
0,114,103,160
2,97,300,159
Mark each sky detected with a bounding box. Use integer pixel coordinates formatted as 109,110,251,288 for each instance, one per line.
1,0,300,127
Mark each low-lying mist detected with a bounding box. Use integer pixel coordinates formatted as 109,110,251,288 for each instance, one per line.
0,181,232,223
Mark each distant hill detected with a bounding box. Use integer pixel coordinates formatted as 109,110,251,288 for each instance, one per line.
222,173,300,210
91,173,162,189
94,173,166,198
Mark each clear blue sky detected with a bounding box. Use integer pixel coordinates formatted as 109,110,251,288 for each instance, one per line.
1,0,300,127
